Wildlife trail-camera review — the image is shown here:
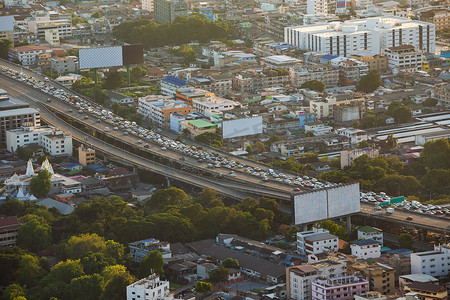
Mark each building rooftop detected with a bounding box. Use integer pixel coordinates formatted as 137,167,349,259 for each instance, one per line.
407,281,446,293
0,108,39,118
0,16,14,32
187,119,215,128
11,45,51,53
358,226,382,233
399,274,438,283
290,265,319,276
305,232,337,242
0,216,20,233
37,198,74,215
352,239,381,246
162,76,187,87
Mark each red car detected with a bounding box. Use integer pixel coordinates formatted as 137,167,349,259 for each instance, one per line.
293,188,301,191
406,216,413,221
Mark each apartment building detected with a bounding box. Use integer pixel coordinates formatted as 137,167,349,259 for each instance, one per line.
410,244,450,280
138,96,192,128
28,19,72,41
287,265,320,300
404,282,448,300
290,64,339,87
432,83,450,106
8,45,52,66
0,216,20,248
285,17,435,56
142,0,154,11
160,76,188,96
307,0,328,16
129,238,171,263
350,51,388,72
351,239,381,259
330,57,369,83
192,96,234,116
340,148,379,168
383,44,423,75
0,16,14,40
347,259,395,295
233,70,291,93
154,0,188,23
0,108,40,147
50,56,78,74
78,145,95,166
312,276,369,300
357,226,383,246
420,8,450,31
253,40,297,57
261,55,302,68
176,88,214,106
189,76,232,96
40,129,73,157
310,95,364,119
297,228,339,255
126,274,170,300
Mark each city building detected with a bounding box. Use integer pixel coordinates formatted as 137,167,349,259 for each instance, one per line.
160,76,188,96
310,95,365,119
307,0,327,16
297,228,339,255
176,88,214,106
351,239,381,259
329,57,369,84
0,16,15,41
410,244,450,280
420,8,450,31
305,122,333,135
287,265,320,300
186,119,217,136
138,96,192,128
340,148,379,168
0,105,41,147
129,238,172,263
399,274,439,290
285,17,435,57
78,145,96,166
106,91,134,105
189,76,232,96
126,274,170,300
212,50,256,67
347,259,395,295
6,125,73,156
254,40,297,57
50,56,78,74
8,45,52,66
357,226,383,246
350,51,388,72
432,83,450,106
404,282,448,300
142,0,154,11
192,96,234,116
335,128,368,145
383,44,423,75
312,276,369,300
233,70,291,93
0,216,20,248
154,0,188,23
44,28,59,45
290,64,339,88
261,55,302,68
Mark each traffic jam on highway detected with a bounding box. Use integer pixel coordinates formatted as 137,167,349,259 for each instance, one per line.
2,65,448,222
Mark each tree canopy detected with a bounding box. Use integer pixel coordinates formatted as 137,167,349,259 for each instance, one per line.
300,80,325,93
356,70,381,93
387,101,412,123
30,169,52,198
138,250,164,278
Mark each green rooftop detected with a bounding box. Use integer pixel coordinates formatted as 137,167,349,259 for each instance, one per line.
188,119,216,128
358,226,381,233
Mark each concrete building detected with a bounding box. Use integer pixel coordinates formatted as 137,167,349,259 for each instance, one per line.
189,76,233,96
290,64,339,87
78,145,95,166
0,108,40,147
305,122,333,135
351,239,381,259
154,0,188,23
330,57,369,84
142,0,154,11
138,96,192,128
335,128,368,145
6,125,72,156
285,17,435,56
399,274,439,290
383,44,423,75
261,55,302,68
160,76,188,96
44,28,59,45
192,96,234,116
287,265,320,300
186,119,217,136
420,8,450,31
347,259,395,295
350,51,388,72
8,45,52,66
233,70,291,93
106,91,134,105
357,226,383,246
0,216,20,248
310,95,364,119
297,228,339,255
334,105,362,122
176,88,214,106
0,16,15,41
307,0,328,16
312,276,369,300
340,148,379,168
404,282,448,300
129,238,171,263
432,83,449,106
51,56,78,74
126,274,170,300
410,244,450,280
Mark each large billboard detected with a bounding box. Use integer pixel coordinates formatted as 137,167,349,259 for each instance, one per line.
222,116,263,139
292,183,360,225
79,45,144,69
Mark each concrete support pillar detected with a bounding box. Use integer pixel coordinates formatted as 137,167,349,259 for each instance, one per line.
103,154,109,163
346,216,352,233
420,229,427,242
166,176,171,188
303,225,308,231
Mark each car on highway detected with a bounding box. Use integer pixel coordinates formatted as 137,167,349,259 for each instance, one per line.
406,216,413,221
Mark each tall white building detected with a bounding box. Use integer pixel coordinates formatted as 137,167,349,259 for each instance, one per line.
307,0,328,16
142,0,154,11
297,227,339,255
6,125,73,156
382,44,423,75
410,244,450,280
285,17,435,57
350,239,381,259
126,274,171,300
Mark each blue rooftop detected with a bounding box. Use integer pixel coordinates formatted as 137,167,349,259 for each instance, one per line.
65,163,82,168
162,76,187,87
87,164,106,172
320,54,338,61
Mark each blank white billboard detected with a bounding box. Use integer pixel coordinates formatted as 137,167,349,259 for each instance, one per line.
222,116,263,139
292,183,360,225
79,46,123,69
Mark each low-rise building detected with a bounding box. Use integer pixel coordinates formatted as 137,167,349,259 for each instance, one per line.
410,244,450,280
287,265,320,300
399,274,439,290
330,57,369,84
335,128,368,145
312,276,369,300
0,216,20,248
78,145,95,166
138,96,192,128
261,55,302,68
50,56,78,74
297,228,339,255
176,87,214,106
357,226,383,246
404,282,448,300
160,76,188,96
350,51,388,72
129,238,172,263
310,95,365,119
126,274,170,300
192,96,234,116
233,70,290,93
432,83,450,106
340,148,379,168
0,16,14,41
186,119,217,136
383,44,423,75
351,239,381,259
347,259,395,295
8,45,52,66
290,64,339,88
305,122,333,135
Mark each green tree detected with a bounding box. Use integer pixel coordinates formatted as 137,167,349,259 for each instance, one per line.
305,131,314,137
317,220,348,239
357,140,371,149
44,259,85,284
103,72,125,90
386,134,398,149
15,146,33,161
222,258,239,269
145,187,190,213
421,169,450,195
420,139,450,170
300,80,325,93
130,65,147,83
17,219,52,253
2,284,26,300
65,233,107,260
209,266,229,282
421,98,438,107
17,254,45,287
0,39,13,60
29,169,51,198
245,145,253,154
81,252,114,275
398,233,413,249
255,140,266,153
91,11,102,18
65,274,104,300
387,101,412,123
356,70,381,93
101,265,135,300
138,250,164,278
195,281,212,293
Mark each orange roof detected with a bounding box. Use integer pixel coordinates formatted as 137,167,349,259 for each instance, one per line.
52,49,66,56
